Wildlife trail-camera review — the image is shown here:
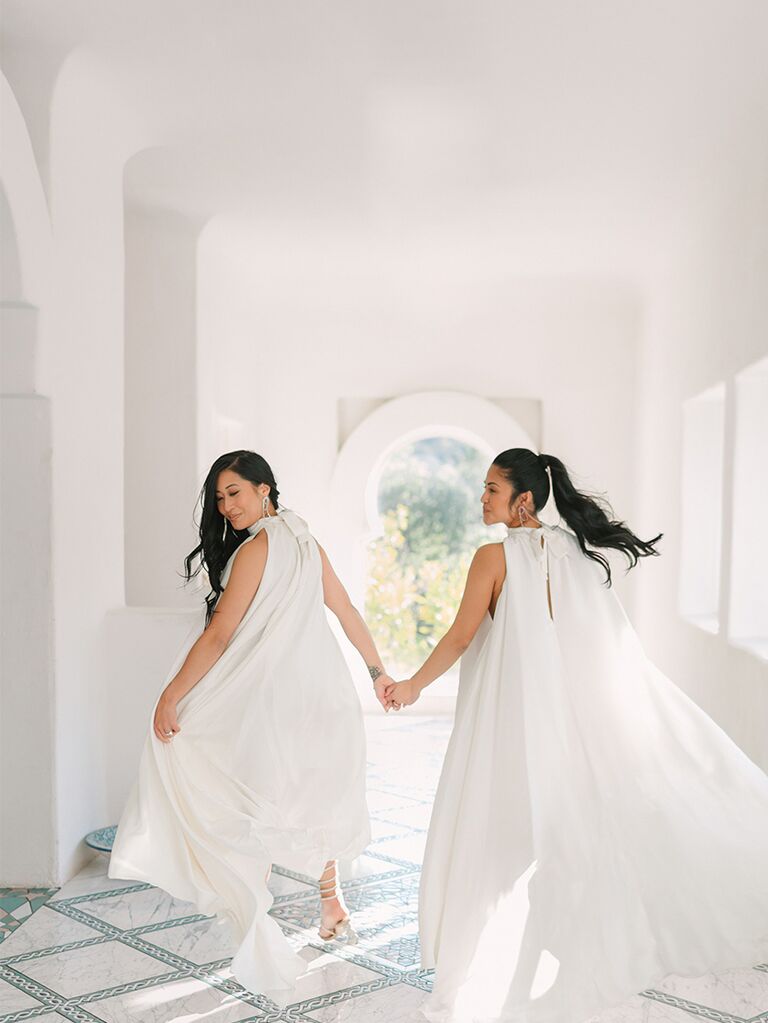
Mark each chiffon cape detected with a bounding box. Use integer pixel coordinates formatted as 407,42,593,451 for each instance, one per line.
420,524,768,1023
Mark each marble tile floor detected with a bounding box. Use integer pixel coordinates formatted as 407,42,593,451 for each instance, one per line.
0,716,766,1023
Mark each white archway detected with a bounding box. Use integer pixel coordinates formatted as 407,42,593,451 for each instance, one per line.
0,73,51,308
327,392,536,712
330,391,535,584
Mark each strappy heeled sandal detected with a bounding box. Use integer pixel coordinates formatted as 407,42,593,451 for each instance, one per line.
317,861,358,944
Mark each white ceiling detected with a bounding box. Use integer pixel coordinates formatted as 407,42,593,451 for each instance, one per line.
3,0,768,283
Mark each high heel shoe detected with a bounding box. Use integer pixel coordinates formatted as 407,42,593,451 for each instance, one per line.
317,861,358,945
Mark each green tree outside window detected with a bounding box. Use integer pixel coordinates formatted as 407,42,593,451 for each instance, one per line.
366,437,501,675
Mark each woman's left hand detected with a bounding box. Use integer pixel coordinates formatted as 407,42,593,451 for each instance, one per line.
384,679,421,710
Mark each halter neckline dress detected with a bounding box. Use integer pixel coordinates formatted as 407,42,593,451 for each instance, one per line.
420,523,768,1023
109,509,370,1006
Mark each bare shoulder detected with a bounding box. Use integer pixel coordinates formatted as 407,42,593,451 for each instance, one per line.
473,541,505,563
230,531,268,572
471,541,505,574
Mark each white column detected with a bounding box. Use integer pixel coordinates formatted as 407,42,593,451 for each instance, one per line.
0,299,55,884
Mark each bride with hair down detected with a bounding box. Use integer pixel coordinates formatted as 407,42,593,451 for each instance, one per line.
385,447,768,1023
109,449,393,1007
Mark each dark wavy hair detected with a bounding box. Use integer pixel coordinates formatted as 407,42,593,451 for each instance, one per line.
184,450,280,622
492,448,661,586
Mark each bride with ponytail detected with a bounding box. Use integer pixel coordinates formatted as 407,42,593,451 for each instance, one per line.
508,447,662,580
385,448,768,1023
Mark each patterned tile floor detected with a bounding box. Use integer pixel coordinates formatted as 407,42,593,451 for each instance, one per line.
0,716,766,1023
0,894,59,946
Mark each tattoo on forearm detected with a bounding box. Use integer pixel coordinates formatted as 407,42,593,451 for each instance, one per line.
368,665,383,683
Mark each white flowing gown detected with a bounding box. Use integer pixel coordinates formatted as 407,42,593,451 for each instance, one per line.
420,524,768,1023
109,509,370,1006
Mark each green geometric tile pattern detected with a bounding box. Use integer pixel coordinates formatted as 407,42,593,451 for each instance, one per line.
0,892,58,946
0,718,766,1023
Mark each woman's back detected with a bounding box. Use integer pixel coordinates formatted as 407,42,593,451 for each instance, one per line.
421,521,768,1023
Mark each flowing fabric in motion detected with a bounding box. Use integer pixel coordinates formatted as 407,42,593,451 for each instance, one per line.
109,510,369,1006
420,525,768,1023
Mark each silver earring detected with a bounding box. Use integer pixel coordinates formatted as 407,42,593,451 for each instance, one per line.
262,495,269,518
222,516,229,541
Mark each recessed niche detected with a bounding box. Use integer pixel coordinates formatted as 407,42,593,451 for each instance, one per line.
679,383,726,634
729,356,768,661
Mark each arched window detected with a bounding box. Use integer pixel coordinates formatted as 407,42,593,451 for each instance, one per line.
328,391,536,711
366,436,504,676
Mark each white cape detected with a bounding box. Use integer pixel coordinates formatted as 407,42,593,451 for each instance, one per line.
420,524,768,1023
109,509,370,1006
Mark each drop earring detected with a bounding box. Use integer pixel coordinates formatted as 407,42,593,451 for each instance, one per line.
222,516,229,541
262,495,269,519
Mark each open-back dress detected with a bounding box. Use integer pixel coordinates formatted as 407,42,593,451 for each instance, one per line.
420,524,768,1023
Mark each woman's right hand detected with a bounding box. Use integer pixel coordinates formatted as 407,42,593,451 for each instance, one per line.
374,674,396,711
153,693,180,743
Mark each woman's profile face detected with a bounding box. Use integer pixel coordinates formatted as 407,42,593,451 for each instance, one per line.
481,464,515,526
482,463,535,528
215,469,269,530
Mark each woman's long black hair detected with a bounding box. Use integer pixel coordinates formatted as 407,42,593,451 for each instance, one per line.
493,448,661,586
184,450,280,622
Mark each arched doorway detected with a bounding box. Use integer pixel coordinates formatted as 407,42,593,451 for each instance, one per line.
329,392,536,712
366,434,505,687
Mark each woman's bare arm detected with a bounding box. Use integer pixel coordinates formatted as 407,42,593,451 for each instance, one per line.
387,543,503,706
153,532,268,742
318,544,393,707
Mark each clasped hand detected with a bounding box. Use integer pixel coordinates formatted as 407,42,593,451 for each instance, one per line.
378,678,420,712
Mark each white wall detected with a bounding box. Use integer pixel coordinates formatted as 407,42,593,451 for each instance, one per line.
1,57,146,884
39,52,147,882
124,202,201,608
104,606,200,820
730,358,768,657
0,395,54,884
197,219,642,555
634,153,768,771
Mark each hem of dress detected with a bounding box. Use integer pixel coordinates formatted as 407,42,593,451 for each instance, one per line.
108,854,300,1001
108,835,373,1004
419,935,768,1023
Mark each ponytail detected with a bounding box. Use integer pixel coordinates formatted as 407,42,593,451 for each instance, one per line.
493,448,662,586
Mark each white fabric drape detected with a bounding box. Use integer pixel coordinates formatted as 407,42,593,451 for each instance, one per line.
109,510,370,1006
420,524,768,1023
